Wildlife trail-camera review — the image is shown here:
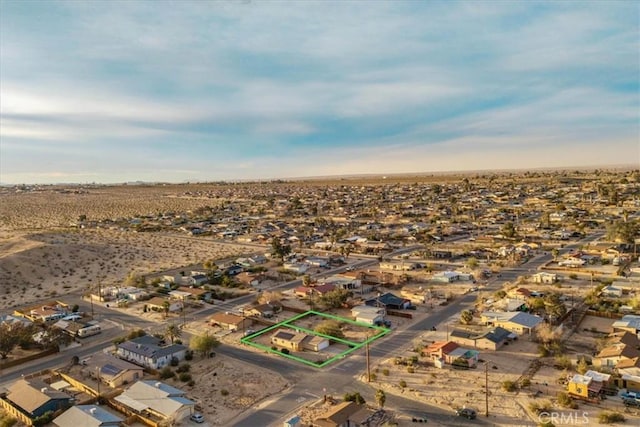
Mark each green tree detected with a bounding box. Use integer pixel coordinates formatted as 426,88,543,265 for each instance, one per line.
162,300,171,318
314,319,344,339
271,238,291,261
576,357,589,375
466,257,479,269
165,323,182,344
318,289,350,309
189,334,220,358
551,248,559,261
375,389,386,408
460,310,473,325
502,222,517,239
0,323,26,359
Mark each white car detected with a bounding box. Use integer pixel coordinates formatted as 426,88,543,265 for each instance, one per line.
62,314,82,321
190,413,205,423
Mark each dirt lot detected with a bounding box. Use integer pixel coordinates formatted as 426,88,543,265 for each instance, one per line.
0,229,255,310
362,313,640,426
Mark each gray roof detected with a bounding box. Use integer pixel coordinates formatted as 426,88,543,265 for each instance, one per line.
507,312,543,328
118,335,186,359
480,327,513,343
53,405,123,427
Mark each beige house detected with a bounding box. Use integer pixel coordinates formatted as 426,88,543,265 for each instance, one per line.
271,329,308,351
209,312,252,332
481,311,543,335
81,352,144,388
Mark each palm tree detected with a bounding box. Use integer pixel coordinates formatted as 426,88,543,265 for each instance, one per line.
375,389,386,408
162,301,170,318
165,323,182,344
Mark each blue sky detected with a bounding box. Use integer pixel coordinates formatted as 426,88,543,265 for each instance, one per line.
1,0,638,184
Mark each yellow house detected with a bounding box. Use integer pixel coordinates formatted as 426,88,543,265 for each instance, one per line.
567,374,591,398
271,329,307,351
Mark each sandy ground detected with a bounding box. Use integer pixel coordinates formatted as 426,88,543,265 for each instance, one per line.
0,229,254,310
360,315,640,427
171,354,289,426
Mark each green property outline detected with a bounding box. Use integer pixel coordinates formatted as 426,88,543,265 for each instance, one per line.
240,310,391,368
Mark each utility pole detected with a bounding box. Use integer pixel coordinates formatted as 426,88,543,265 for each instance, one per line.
89,284,94,319
366,335,371,383
485,362,489,417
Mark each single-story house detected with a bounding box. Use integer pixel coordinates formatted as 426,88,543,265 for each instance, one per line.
116,335,186,369
351,305,385,325
594,342,640,368
432,271,460,283
507,287,532,299
209,312,252,332
601,286,623,298
294,284,336,298
450,327,515,351
145,297,181,313
271,329,308,351
6,378,73,418
481,311,543,335
53,405,124,427
447,347,480,368
236,272,262,287
114,380,195,423
283,262,310,274
379,261,417,271
531,272,558,284
612,315,640,334
313,401,372,427
80,352,144,388
424,341,460,363
246,303,280,318
365,292,411,310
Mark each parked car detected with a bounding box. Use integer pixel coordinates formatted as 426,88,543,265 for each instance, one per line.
455,408,477,419
190,413,205,423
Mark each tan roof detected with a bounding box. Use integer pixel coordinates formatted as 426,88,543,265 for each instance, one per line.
7,378,70,414
209,312,245,326
313,401,369,427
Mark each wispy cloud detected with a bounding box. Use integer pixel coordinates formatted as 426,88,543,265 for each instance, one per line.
0,0,637,184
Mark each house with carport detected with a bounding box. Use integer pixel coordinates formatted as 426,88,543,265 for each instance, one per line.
80,352,144,388
53,404,124,427
114,380,195,424
209,312,252,332
5,378,73,419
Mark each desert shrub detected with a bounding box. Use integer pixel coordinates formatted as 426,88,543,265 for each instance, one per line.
521,378,531,388
178,373,192,382
343,392,366,404
538,422,555,427
170,357,179,367
399,380,407,388
0,416,18,427
185,350,193,360
159,367,175,379
281,348,290,355
177,363,191,373
407,367,415,373
409,355,418,364
271,346,277,351
597,411,625,424
529,400,553,415
32,411,54,427
554,355,572,370
369,373,377,381
187,380,195,387
556,391,577,408
569,273,578,280
220,389,229,396
502,380,517,392
383,369,390,376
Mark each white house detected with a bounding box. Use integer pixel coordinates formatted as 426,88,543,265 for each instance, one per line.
532,272,558,284
432,271,460,283
116,336,186,370
351,305,385,325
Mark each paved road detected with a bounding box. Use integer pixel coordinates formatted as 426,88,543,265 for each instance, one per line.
1,235,606,424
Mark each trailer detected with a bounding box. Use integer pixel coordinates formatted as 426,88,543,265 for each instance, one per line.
77,324,101,338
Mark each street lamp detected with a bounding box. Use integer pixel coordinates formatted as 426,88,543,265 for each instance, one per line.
484,361,489,417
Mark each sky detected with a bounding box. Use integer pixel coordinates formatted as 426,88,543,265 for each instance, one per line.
0,0,638,184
